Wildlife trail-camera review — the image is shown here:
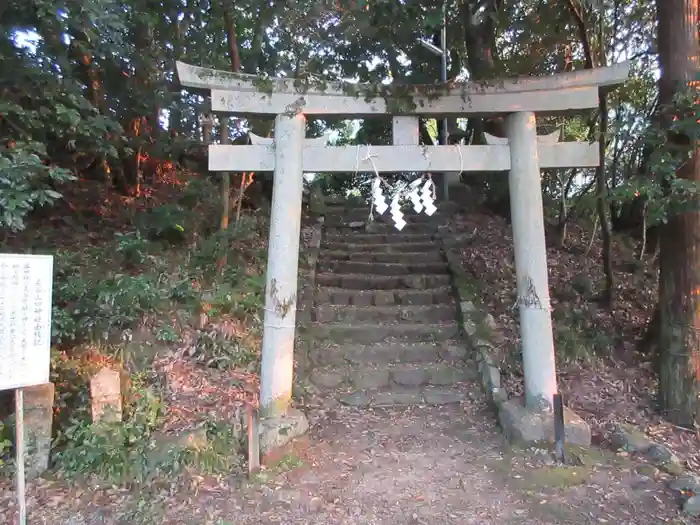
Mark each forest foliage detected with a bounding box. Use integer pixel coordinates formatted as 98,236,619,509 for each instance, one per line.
1,0,667,229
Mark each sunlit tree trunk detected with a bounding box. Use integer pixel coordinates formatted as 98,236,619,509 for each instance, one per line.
567,0,615,305
595,15,615,307
656,0,700,427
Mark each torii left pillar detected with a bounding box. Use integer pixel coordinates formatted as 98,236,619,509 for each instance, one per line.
260,112,305,419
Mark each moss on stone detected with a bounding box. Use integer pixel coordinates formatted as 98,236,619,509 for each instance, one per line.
475,321,493,341
659,461,685,476
251,76,274,96
454,274,478,300
518,466,590,488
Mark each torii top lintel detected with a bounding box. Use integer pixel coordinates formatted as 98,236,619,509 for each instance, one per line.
175,61,630,118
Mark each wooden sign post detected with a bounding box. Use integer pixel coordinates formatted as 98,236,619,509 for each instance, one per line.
0,254,54,525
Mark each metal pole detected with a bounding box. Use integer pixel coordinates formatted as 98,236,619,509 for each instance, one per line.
439,2,449,200
440,1,448,143
15,388,26,525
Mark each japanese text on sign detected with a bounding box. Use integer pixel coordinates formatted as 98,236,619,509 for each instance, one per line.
0,254,53,391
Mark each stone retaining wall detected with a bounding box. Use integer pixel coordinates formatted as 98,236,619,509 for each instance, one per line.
294,216,324,385
439,227,508,410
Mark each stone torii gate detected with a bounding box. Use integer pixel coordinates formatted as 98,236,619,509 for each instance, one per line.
177,61,630,429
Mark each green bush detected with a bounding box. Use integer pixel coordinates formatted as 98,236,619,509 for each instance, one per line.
115,231,152,266
0,421,11,468
0,142,76,231
53,372,244,484
192,329,259,371
133,204,188,244
52,273,168,344
53,373,163,484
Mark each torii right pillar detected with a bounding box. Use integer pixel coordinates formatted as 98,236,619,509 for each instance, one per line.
499,111,591,446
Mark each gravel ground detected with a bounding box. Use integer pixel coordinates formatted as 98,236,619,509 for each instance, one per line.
1,387,690,525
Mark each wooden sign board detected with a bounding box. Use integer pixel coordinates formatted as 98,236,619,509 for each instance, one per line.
0,254,54,392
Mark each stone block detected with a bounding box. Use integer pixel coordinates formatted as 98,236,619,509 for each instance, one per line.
473,339,494,353
498,396,591,447
442,344,467,361
315,287,331,304
22,383,55,479
670,473,700,493
392,367,427,387
90,367,123,424
340,391,371,407
373,389,423,406
480,362,501,391
350,291,373,308
353,368,390,389
484,313,498,330
259,409,309,455
310,368,345,389
402,275,425,289
492,388,508,406
313,305,336,324
460,301,477,315
645,442,677,463
610,423,652,453
462,319,478,337
428,364,464,385
373,290,395,306
423,388,465,405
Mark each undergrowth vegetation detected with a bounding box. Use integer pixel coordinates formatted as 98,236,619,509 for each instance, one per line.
1,172,267,483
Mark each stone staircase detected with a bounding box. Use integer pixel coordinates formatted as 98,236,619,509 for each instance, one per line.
307,202,476,407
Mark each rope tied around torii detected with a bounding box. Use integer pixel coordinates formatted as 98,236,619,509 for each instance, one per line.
353,144,450,230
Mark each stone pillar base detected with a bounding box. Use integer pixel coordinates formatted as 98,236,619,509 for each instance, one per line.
259,408,309,457
498,396,591,447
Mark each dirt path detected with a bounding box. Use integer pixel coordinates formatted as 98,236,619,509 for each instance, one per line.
2,387,688,525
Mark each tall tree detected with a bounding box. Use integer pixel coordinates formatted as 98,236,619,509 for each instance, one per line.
656,0,700,426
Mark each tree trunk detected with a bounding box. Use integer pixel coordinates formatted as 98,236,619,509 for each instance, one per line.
568,0,615,306
220,2,239,231
596,89,615,307
220,116,231,230
656,0,700,427
459,0,509,213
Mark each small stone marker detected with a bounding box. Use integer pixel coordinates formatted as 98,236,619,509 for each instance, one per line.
248,406,260,477
553,393,565,463
22,382,55,479
90,367,123,423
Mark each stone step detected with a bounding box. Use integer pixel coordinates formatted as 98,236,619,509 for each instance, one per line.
315,286,453,307
323,232,436,245
314,304,456,324
316,260,449,276
339,385,472,407
309,341,468,367
315,273,451,290
320,251,444,264
310,362,476,391
323,203,459,219
311,322,459,344
322,241,439,253
325,222,440,234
